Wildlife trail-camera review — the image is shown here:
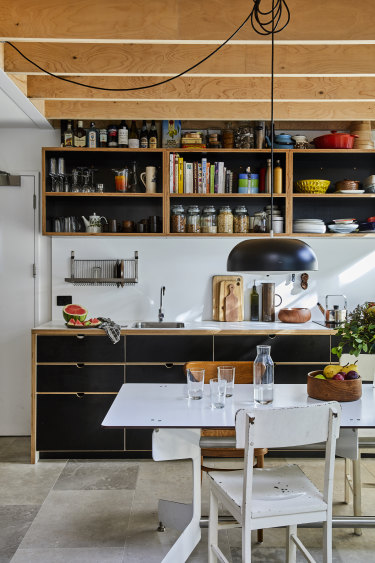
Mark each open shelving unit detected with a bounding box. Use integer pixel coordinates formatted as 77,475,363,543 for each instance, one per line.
42,147,375,237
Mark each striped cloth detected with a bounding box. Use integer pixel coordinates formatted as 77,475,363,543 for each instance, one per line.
98,317,121,344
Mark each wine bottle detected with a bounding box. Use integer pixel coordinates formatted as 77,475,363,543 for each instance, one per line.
140,120,148,148
148,120,158,148
87,121,98,148
74,120,86,147
250,281,259,321
118,120,129,148
63,120,73,147
129,120,140,148
107,124,118,147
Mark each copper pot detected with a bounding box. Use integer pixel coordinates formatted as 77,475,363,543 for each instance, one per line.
278,308,311,323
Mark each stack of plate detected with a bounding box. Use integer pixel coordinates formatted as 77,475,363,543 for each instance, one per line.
293,219,326,234
328,218,358,233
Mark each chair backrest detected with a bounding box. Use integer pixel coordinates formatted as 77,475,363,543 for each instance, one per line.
239,403,341,516
184,361,253,383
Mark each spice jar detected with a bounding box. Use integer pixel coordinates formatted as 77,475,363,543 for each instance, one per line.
233,205,249,233
222,123,234,148
218,205,234,233
170,204,186,233
201,206,217,233
187,205,201,233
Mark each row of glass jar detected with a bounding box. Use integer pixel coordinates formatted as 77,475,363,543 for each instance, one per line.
170,204,284,234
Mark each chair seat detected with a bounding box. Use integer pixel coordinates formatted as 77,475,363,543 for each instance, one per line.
208,464,327,519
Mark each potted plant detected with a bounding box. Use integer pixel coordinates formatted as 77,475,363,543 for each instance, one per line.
332,302,375,382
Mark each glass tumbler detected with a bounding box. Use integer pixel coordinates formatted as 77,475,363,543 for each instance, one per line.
187,369,205,400
217,366,235,397
253,345,274,405
210,378,226,409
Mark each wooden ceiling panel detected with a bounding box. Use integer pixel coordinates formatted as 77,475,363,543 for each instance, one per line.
27,76,375,101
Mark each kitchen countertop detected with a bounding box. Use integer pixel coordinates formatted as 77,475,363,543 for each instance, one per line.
32,320,336,335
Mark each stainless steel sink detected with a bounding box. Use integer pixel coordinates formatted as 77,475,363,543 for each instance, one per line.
132,321,185,329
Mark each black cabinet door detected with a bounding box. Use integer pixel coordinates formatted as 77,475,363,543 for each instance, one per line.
37,335,125,363
37,365,124,392
36,394,124,451
126,364,186,384
126,336,213,362
274,364,325,384
214,335,330,362
126,429,152,451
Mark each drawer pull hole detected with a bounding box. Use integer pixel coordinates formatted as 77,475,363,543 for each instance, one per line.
76,334,85,340
76,363,85,369
165,363,174,369
76,392,85,398
268,334,276,340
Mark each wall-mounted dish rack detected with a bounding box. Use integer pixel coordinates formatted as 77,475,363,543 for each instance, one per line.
64,250,138,287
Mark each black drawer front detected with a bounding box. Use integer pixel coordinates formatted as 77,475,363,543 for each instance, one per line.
126,364,185,384
126,336,213,362
37,335,125,362
126,429,152,451
37,365,124,392
274,364,325,384
214,335,330,362
36,394,124,451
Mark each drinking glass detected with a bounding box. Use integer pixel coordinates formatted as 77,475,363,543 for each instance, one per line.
217,366,235,397
210,378,226,409
187,369,205,400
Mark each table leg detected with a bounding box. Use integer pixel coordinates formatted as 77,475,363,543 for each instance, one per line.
152,428,202,563
352,457,362,536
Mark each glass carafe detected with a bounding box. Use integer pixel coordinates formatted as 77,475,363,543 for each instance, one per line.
253,345,274,404
128,161,142,193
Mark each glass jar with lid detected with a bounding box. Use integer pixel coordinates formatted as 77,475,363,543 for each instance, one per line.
187,205,201,233
170,204,186,233
233,205,249,233
217,205,234,233
201,205,217,233
253,211,267,233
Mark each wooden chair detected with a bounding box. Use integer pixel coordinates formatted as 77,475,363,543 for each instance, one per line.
208,402,341,563
184,361,268,543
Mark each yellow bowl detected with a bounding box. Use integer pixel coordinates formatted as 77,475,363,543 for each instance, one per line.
295,179,331,194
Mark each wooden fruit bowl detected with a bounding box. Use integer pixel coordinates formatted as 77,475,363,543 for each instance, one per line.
307,370,362,402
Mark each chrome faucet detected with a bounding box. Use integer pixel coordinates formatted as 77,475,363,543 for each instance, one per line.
158,286,165,322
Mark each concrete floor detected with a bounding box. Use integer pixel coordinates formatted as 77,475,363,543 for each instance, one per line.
1,438,375,562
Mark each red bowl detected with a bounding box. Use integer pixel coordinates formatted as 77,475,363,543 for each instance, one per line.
313,131,358,149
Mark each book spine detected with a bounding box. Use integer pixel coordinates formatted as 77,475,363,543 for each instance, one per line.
201,157,207,194
198,163,202,193
206,162,210,193
178,157,184,194
218,161,224,194
185,163,193,193
193,161,198,193
210,164,215,193
214,162,219,194
174,153,179,194
169,152,174,193
183,161,187,193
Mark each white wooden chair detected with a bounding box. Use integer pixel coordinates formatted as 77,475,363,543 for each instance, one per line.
208,402,341,563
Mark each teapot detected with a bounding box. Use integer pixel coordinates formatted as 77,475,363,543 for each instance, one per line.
82,213,108,233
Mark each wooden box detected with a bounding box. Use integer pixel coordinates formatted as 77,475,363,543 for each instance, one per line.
307,370,362,402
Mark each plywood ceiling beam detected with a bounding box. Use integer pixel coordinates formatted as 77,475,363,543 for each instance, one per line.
44,100,375,121
6,43,375,76
1,0,375,41
26,75,375,101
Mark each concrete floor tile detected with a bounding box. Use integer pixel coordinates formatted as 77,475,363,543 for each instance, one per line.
0,505,40,563
19,490,134,549
11,547,124,563
0,462,66,505
0,437,30,464
123,529,180,562
54,460,138,491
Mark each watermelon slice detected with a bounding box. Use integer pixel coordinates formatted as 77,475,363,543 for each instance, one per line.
63,304,88,323
89,318,101,327
75,320,84,326
67,318,76,326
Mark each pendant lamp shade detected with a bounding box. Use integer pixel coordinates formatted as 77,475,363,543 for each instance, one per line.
227,238,318,272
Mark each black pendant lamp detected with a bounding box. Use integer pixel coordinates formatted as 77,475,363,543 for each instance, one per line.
227,0,318,273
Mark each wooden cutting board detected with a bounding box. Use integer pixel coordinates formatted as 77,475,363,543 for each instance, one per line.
212,275,243,321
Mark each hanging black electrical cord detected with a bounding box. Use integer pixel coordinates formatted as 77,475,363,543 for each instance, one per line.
4,0,289,92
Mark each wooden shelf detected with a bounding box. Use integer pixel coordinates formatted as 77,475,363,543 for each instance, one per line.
169,193,286,198
293,193,375,198
45,192,163,197
292,232,375,237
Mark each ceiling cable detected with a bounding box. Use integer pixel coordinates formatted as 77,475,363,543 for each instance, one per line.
4,0,289,92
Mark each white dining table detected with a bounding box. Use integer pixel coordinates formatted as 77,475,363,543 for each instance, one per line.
102,383,375,563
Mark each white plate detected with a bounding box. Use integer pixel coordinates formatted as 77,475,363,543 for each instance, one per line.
328,224,358,233
335,190,365,194
294,227,327,234
293,220,325,224
332,218,357,223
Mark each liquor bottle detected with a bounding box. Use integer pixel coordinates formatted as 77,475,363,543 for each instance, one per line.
148,120,158,148
87,121,98,148
273,159,283,193
74,120,86,147
139,120,148,148
118,120,129,148
99,128,108,147
63,120,73,147
107,124,118,147
128,120,140,148
250,281,259,321
265,158,272,194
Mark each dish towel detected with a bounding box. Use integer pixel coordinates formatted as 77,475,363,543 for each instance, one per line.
98,317,121,344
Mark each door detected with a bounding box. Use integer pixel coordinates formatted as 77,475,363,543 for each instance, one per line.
0,173,37,434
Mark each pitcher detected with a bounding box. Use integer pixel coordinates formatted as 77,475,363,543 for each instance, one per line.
261,283,282,322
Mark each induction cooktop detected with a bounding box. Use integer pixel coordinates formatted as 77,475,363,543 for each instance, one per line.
313,320,344,328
